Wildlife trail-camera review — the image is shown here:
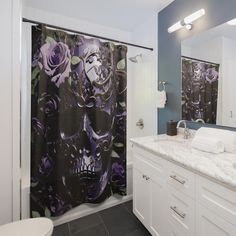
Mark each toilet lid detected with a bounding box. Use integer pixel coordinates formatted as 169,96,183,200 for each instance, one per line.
0,218,53,236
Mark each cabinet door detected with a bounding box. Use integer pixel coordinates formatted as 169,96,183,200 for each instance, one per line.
167,219,189,236
133,168,150,225
196,204,236,236
149,176,166,236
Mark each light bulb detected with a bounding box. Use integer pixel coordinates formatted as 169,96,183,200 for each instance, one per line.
184,9,205,25
168,21,183,33
227,18,236,25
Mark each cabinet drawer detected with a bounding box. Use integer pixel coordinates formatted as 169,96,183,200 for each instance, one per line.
196,175,236,227
167,161,195,199
196,203,236,236
133,152,165,181
167,219,190,236
167,187,195,236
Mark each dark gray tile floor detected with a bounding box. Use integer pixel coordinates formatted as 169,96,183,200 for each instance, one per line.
53,201,151,236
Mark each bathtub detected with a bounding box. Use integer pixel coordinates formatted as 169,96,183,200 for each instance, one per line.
21,162,133,226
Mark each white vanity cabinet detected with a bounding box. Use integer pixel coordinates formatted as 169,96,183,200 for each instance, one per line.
133,149,167,236
196,176,236,236
196,204,236,236
132,145,236,236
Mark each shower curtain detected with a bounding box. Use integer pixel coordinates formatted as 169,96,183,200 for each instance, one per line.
30,25,127,217
182,57,219,124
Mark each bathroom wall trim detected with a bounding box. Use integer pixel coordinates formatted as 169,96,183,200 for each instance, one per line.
12,0,22,221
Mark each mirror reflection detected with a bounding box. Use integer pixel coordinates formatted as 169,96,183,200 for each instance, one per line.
181,19,236,128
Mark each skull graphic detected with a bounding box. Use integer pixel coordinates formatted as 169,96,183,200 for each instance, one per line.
58,38,115,202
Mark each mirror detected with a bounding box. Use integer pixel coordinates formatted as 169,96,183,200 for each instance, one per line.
181,18,236,128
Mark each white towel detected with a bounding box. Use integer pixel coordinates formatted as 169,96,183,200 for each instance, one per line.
157,90,167,108
195,127,236,153
191,135,224,154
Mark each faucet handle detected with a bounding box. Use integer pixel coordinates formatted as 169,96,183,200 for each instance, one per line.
184,128,191,139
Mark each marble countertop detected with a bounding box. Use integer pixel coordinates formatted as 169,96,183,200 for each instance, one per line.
130,134,236,189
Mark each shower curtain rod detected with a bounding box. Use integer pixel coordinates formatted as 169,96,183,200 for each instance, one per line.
22,18,154,51
182,56,220,66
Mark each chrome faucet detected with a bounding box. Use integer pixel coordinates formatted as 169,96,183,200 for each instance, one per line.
176,120,190,139
195,118,205,124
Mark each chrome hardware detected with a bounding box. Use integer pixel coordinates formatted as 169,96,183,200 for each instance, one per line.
176,120,187,129
136,119,144,129
170,206,186,219
195,118,205,124
142,174,150,181
184,128,190,139
170,175,186,185
176,120,190,139
159,81,167,90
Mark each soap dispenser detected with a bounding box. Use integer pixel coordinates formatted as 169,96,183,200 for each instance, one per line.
166,120,177,136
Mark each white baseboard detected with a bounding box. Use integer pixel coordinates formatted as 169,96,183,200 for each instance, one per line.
53,194,133,226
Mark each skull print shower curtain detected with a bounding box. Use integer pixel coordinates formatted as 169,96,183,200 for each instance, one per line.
30,25,127,217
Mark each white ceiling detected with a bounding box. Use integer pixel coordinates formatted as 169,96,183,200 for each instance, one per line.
23,0,174,31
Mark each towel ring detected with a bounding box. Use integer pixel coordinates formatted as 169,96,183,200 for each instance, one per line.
159,81,166,90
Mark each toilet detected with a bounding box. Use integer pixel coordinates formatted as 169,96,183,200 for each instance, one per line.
0,218,53,236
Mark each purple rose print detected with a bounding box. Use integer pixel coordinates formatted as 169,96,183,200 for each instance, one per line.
39,154,53,175
182,57,219,124
111,162,126,189
112,163,125,177
31,26,127,217
38,93,60,117
38,38,71,87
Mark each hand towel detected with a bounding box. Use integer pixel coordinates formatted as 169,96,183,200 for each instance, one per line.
191,135,224,154
195,127,236,152
157,90,167,108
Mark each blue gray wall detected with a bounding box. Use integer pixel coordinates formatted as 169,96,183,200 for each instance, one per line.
158,0,236,133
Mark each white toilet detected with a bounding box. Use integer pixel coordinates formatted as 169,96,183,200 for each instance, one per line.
0,218,53,236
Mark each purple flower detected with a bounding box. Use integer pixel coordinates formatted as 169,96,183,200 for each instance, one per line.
38,38,71,87
39,154,53,175
112,163,125,177
38,93,59,117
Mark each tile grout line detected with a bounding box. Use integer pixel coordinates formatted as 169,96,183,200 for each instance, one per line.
122,202,150,235
67,222,72,236
68,213,102,235
98,212,111,236
125,228,140,236
122,202,134,218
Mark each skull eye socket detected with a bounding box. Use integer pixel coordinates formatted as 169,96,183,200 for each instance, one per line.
88,109,113,135
59,107,83,139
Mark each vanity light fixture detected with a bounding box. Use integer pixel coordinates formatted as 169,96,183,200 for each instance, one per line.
168,9,205,33
227,18,236,25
